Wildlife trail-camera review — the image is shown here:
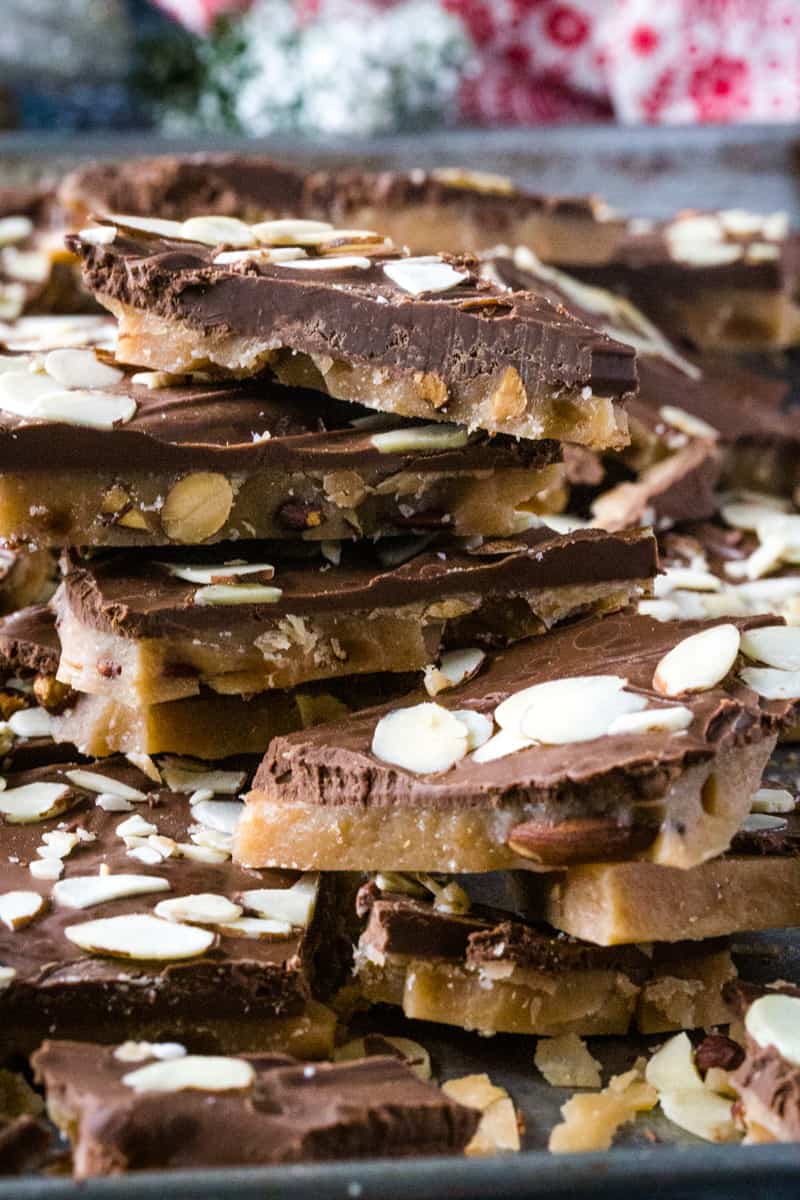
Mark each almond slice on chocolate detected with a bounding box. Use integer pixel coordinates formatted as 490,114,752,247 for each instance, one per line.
739,813,787,834
160,759,247,795
239,872,319,928
276,255,372,271
114,1041,186,1063
53,874,170,909
658,406,718,441
741,626,800,671
424,648,486,697
65,913,214,960
8,706,52,738
103,214,186,240
251,218,333,244
218,916,293,939
745,994,800,1065
116,814,158,839
383,258,470,296
372,703,470,774
606,705,693,736
653,624,740,696
451,709,493,752
0,890,45,931
194,583,283,606
739,666,800,700
179,216,257,248
750,787,796,814
498,675,647,745
0,782,73,824
66,769,148,801
154,894,242,926
43,348,123,390
122,1055,254,1093
159,561,275,586
371,423,468,454
191,800,242,835
471,728,532,764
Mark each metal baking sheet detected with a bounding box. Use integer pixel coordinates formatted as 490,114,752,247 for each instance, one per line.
0,123,799,1198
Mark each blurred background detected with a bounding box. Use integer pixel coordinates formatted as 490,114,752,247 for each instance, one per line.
2,0,800,137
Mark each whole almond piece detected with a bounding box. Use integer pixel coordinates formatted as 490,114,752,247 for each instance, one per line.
507,814,657,866
161,473,233,544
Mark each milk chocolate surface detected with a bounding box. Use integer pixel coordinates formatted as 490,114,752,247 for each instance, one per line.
0,604,59,677
60,527,657,642
33,1040,479,1175
0,757,331,1042
255,610,793,811
70,229,637,406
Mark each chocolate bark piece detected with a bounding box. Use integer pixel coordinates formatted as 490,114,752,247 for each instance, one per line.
488,247,800,518
58,153,626,263
53,527,656,708
729,986,800,1142
0,347,562,548
0,754,345,1060
353,889,733,1037
0,189,90,320
68,221,635,450
557,210,800,351
33,1040,479,1178
241,611,796,875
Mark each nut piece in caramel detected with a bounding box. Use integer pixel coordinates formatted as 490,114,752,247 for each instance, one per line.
161,472,234,544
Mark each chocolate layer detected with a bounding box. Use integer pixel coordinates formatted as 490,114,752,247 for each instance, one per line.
70,228,637,406
59,526,657,642
0,756,335,1050
33,1040,479,1176
0,604,59,676
254,610,794,813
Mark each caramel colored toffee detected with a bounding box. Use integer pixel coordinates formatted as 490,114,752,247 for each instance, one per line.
558,210,800,351
0,352,562,547
352,884,733,1038
54,528,656,707
489,248,800,519
34,1040,479,1178
513,810,800,944
241,611,796,874
0,548,53,615
58,152,626,263
69,221,635,449
0,755,345,1059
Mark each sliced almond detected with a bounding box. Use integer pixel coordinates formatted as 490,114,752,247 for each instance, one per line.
659,1090,738,1142
741,626,800,671
117,814,158,839
179,216,256,248
0,375,136,428
720,497,790,531
103,215,186,240
471,728,532,764
213,247,306,265
154,894,242,926
372,703,470,774
659,406,718,440
53,873,170,909
66,769,147,801
653,624,740,696
65,913,214,960
383,258,469,295
745,993,800,1064
159,561,275,586
126,753,161,783
43,348,123,390
739,666,800,700
505,675,647,745
38,830,79,859
176,843,229,865
122,1055,254,1093
161,473,233,544
8,707,52,738
0,890,45,930
191,799,242,835
190,829,233,855
646,1033,702,1093
654,567,721,597
607,705,693,736
194,583,283,606
0,216,33,246
251,218,333,245
161,759,246,795
370,422,468,454
0,967,15,988
740,813,788,834
0,782,72,824
239,872,319,928
276,255,372,271
79,225,116,246
114,1041,186,1063
29,857,63,881
96,793,134,813
218,916,292,939
424,648,485,697
451,709,493,752
750,787,796,814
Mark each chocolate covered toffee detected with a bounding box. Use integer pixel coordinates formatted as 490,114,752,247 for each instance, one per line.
53,528,656,708
33,1039,479,1176
0,346,563,548
351,880,734,1038
68,217,635,449
240,612,800,874
729,986,800,1143
0,753,349,1059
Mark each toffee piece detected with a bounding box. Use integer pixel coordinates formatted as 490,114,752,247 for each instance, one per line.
69,219,636,450
33,1039,479,1177
0,754,346,1059
58,152,627,263
352,884,734,1038
53,527,656,708
240,611,798,874
0,347,563,548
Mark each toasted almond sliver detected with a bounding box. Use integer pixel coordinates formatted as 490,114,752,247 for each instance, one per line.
645,1033,702,1093
507,675,647,745
43,348,123,390
53,873,170,909
154,894,242,927
179,216,256,248
191,799,242,835
383,258,469,296
239,873,319,927
451,709,493,752
65,913,214,960
160,759,246,795
739,666,800,700
8,707,52,739
218,916,292,939
0,782,72,824
251,218,333,244
159,561,275,586
372,702,470,774
653,624,740,696
607,705,693,736
103,214,186,240
371,423,468,454
659,1089,739,1143
194,583,283,606
471,728,532,764
66,769,148,801
741,626,800,671
425,648,485,695
0,890,45,931
123,1055,254,1093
